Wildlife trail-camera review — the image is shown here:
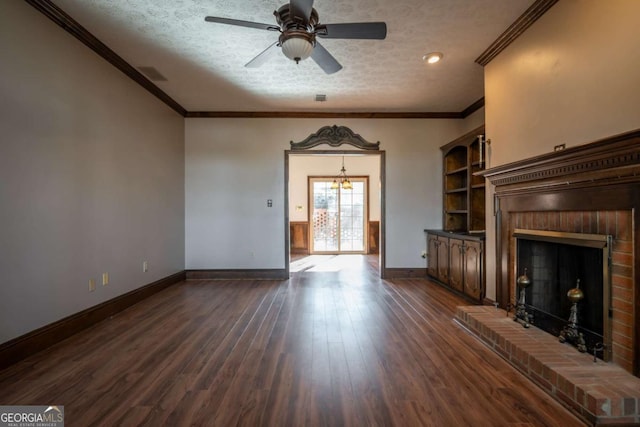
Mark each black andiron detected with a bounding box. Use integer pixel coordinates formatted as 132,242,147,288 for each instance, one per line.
558,279,587,353
514,268,533,328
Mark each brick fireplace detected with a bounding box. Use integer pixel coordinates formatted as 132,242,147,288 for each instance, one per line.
482,129,640,377
509,210,633,372
459,130,640,425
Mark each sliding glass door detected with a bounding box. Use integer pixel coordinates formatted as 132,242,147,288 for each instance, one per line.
309,177,368,254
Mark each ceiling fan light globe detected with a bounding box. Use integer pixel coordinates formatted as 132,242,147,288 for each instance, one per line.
281,37,314,63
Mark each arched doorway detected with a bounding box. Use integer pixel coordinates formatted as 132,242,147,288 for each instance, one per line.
284,125,386,278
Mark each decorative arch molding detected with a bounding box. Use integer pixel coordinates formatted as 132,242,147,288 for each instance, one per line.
290,125,380,151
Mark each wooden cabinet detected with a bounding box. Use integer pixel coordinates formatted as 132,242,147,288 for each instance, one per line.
436,236,450,284
425,231,485,303
425,125,486,303
427,234,450,284
441,125,486,232
463,239,483,300
448,238,464,292
427,234,439,278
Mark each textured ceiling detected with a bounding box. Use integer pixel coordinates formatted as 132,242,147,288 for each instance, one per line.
52,0,534,112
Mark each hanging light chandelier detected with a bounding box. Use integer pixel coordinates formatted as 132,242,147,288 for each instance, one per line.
331,156,352,190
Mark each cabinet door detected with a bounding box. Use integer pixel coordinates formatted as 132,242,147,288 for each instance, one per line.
449,238,464,292
427,235,439,278
436,236,450,284
464,240,483,300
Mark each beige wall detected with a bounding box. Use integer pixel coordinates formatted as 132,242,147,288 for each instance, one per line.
289,155,381,222
483,0,640,300
0,2,185,343
185,118,474,270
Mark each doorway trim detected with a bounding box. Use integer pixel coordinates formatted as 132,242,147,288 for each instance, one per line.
308,175,370,254
285,125,385,278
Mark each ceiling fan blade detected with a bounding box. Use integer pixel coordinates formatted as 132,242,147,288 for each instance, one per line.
289,0,314,24
205,16,279,31
316,22,387,39
245,42,280,68
311,41,342,74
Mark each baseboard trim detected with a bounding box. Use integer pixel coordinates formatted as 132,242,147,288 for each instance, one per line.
186,269,289,280
0,271,186,371
383,268,428,279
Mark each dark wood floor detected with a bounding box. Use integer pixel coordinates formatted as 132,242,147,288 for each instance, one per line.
0,255,586,426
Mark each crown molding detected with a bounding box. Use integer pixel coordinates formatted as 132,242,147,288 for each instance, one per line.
475,0,558,66
186,111,462,119
26,0,188,117
28,0,485,119
460,97,485,118
185,97,484,118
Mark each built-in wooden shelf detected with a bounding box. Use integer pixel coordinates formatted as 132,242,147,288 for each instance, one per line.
446,166,468,175
441,125,486,232
446,187,468,194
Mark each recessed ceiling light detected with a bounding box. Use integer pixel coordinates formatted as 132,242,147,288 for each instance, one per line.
423,52,443,64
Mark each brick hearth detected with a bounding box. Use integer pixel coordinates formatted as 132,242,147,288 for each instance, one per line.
457,305,640,426
508,209,634,373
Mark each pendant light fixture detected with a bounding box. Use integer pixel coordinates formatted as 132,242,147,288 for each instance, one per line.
331,156,352,190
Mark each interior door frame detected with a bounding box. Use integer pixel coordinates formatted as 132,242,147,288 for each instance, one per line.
284,149,386,278
308,175,370,254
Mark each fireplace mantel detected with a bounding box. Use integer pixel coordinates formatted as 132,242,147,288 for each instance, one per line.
479,128,640,376
481,128,640,193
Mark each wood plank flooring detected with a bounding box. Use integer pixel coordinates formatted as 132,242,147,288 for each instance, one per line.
0,255,586,426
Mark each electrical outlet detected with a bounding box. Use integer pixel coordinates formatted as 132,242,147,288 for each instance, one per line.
143,261,148,272
89,279,96,292
102,272,109,286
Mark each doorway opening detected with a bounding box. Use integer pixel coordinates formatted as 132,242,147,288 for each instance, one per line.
310,177,368,254
285,150,385,278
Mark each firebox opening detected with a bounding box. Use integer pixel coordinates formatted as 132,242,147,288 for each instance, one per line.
514,229,612,361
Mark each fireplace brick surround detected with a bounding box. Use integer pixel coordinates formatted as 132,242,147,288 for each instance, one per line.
509,209,634,372
462,129,640,425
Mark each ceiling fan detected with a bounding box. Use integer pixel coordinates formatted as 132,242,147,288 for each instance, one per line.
205,0,387,74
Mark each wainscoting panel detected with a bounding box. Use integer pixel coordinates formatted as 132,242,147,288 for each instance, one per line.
290,221,309,254
290,220,380,255
369,221,380,254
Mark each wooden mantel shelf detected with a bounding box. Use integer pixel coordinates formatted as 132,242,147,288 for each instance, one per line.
478,128,640,192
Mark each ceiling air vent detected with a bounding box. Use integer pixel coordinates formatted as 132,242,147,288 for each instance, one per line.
315,94,327,102
138,66,168,82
